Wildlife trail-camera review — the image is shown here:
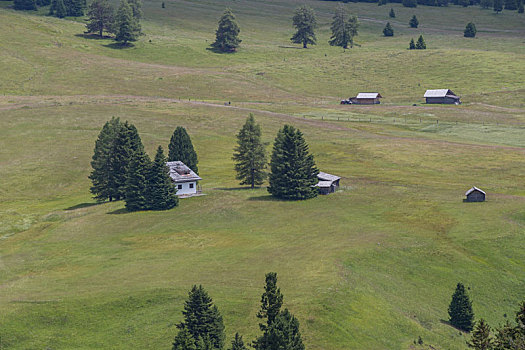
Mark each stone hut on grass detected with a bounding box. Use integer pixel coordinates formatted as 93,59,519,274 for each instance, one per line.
166,161,202,196
351,92,383,105
316,172,341,195
424,89,461,104
464,186,485,202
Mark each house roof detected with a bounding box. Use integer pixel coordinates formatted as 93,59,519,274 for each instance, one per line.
315,181,333,188
465,186,486,196
424,89,458,98
356,92,382,99
166,161,201,183
317,172,341,182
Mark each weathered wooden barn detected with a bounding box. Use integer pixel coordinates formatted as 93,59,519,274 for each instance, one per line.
465,187,485,202
166,161,202,196
316,172,341,195
350,93,382,105
424,89,461,104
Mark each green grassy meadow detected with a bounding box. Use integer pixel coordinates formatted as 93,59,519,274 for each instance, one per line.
0,0,524,348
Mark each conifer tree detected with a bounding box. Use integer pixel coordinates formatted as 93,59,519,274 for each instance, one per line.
89,117,121,202
86,0,114,37
460,0,470,7
177,285,225,350
65,0,85,17
409,15,419,28
448,283,474,332
124,149,150,211
173,328,198,350
415,35,426,49
504,0,518,9
115,0,140,45
256,272,284,331
145,146,178,210
168,126,199,174
464,22,477,37
54,0,67,18
211,8,241,53
409,38,416,49
383,22,394,36
518,0,524,12
389,7,396,17
232,114,267,188
291,5,317,48
480,0,493,8
230,333,248,350
267,125,318,200
403,0,418,7
14,0,37,10
127,0,142,19
467,319,493,350
329,4,359,49
494,0,503,12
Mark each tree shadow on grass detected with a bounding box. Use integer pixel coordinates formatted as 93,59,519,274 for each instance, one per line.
247,195,281,202
64,202,101,211
104,42,135,49
74,33,113,40
215,187,263,191
106,208,130,215
205,47,237,54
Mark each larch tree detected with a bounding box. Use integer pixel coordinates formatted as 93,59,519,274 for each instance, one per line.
409,15,419,28
124,149,150,211
467,319,493,350
232,114,267,188
86,0,114,37
464,22,477,37
211,8,241,53
448,282,474,332
115,0,140,45
145,146,178,210
168,126,199,174
267,125,319,200
329,4,359,49
291,5,317,48
383,22,394,36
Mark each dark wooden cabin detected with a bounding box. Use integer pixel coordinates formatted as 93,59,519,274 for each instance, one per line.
465,187,485,202
350,93,382,105
424,89,461,104
316,172,341,195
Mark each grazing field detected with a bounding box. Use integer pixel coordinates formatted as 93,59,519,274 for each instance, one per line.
0,0,524,349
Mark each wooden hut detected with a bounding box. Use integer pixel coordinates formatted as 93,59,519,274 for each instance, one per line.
316,172,341,195
465,187,485,202
424,89,461,104
350,93,382,105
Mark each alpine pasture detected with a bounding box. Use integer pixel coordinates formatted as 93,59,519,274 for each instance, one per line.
0,0,524,348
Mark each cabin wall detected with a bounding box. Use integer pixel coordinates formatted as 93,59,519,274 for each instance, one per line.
355,98,380,105
466,192,485,202
426,97,459,104
174,181,197,195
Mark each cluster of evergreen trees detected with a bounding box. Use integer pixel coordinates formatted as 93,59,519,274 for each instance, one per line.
232,115,319,200
90,119,199,211
48,0,85,18
326,0,523,9
172,273,304,350
409,35,426,49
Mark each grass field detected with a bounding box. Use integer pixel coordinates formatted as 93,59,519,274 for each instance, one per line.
0,0,524,349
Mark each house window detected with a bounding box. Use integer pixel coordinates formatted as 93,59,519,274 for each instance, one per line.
189,183,194,189
177,184,183,190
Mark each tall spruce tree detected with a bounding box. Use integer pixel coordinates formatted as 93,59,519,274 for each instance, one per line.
89,117,121,202
145,146,178,210
115,0,140,45
177,285,226,350
211,9,241,53
232,114,267,188
54,0,67,18
467,319,493,350
86,0,114,37
448,283,474,332
65,0,85,17
168,126,199,174
383,22,394,36
415,35,426,49
173,328,198,350
267,125,318,200
14,0,37,10
409,15,419,28
291,5,317,48
124,149,150,211
256,272,284,331
494,0,503,12
464,22,477,37
409,38,416,49
230,333,248,350
329,4,359,49
389,7,396,17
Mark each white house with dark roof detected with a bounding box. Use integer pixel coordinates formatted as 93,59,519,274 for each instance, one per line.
166,161,202,196
424,89,461,104
316,172,341,195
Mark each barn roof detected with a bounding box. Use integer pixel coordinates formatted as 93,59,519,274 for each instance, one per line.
166,161,201,183
315,181,333,188
356,92,382,99
424,89,458,98
465,186,485,196
318,172,341,182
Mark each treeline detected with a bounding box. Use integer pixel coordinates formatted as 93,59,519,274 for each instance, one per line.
324,0,523,10
89,118,199,211
172,273,304,350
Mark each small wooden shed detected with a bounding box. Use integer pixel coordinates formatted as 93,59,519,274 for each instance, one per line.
465,187,485,202
350,93,382,105
316,172,341,195
424,89,461,104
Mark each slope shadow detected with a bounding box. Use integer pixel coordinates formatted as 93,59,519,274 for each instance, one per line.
106,208,129,215
64,202,101,211
104,42,135,49
75,33,113,40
